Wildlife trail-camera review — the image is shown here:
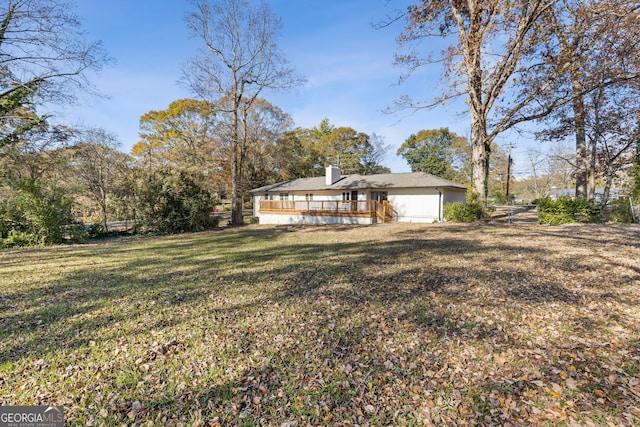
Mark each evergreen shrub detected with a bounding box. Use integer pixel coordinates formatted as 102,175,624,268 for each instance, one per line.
537,197,600,224
444,201,485,223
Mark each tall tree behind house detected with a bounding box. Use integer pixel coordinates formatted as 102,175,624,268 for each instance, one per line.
183,0,303,225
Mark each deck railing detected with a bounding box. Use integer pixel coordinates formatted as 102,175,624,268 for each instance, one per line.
259,200,395,222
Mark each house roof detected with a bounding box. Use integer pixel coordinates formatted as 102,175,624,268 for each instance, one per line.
250,172,467,193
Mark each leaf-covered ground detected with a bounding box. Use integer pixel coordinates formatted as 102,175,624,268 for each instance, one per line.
1,223,639,426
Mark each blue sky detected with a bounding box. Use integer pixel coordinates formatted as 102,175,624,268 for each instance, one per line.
72,0,528,174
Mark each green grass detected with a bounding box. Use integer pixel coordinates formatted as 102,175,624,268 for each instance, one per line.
1,223,639,425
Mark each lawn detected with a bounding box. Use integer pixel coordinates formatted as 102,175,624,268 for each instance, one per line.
1,223,639,426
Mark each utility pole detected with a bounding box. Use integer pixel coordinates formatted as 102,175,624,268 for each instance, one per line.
506,144,513,222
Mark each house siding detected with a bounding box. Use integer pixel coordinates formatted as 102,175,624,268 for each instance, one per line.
258,213,374,225
253,187,466,225
388,188,440,223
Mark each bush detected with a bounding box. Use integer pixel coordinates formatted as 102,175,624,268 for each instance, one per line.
537,197,600,224
492,190,506,205
0,231,44,248
0,180,74,245
20,182,74,243
66,223,89,243
135,167,218,234
444,202,485,223
86,223,107,238
603,198,634,223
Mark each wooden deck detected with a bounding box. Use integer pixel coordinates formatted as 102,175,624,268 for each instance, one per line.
259,200,395,222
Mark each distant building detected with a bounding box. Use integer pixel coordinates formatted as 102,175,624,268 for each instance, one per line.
550,188,622,203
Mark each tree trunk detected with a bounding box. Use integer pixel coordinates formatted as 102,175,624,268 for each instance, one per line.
230,104,245,226
464,14,489,206
600,171,614,211
571,77,588,198
588,132,597,202
588,86,604,203
470,110,489,204
101,198,108,233
231,165,244,225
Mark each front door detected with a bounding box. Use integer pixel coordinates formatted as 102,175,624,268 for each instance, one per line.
371,191,388,202
351,191,358,211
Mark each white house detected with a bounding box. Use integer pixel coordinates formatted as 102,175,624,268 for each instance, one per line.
550,187,622,203
250,165,467,225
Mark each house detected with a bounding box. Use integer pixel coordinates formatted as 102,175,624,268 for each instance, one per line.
250,165,467,225
550,187,622,203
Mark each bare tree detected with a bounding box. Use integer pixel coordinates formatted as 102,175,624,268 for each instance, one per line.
587,83,640,207
393,1,557,204
530,0,640,198
392,0,639,204
70,129,130,232
183,0,303,225
242,98,293,192
526,148,547,200
0,0,109,147
0,120,75,184
360,133,392,175
547,142,576,189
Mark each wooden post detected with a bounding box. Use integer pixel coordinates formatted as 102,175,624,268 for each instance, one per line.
506,144,513,223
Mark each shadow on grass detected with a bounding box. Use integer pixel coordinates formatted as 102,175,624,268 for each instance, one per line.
0,224,608,364
1,224,639,425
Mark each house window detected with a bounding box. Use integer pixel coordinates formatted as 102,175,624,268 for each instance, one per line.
279,193,289,200
305,194,313,201
342,192,350,201
371,191,388,202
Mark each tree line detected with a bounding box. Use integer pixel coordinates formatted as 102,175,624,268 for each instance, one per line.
2,0,640,246
0,93,392,245
392,0,640,205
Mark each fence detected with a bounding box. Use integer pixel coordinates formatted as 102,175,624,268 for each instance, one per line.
490,205,539,224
